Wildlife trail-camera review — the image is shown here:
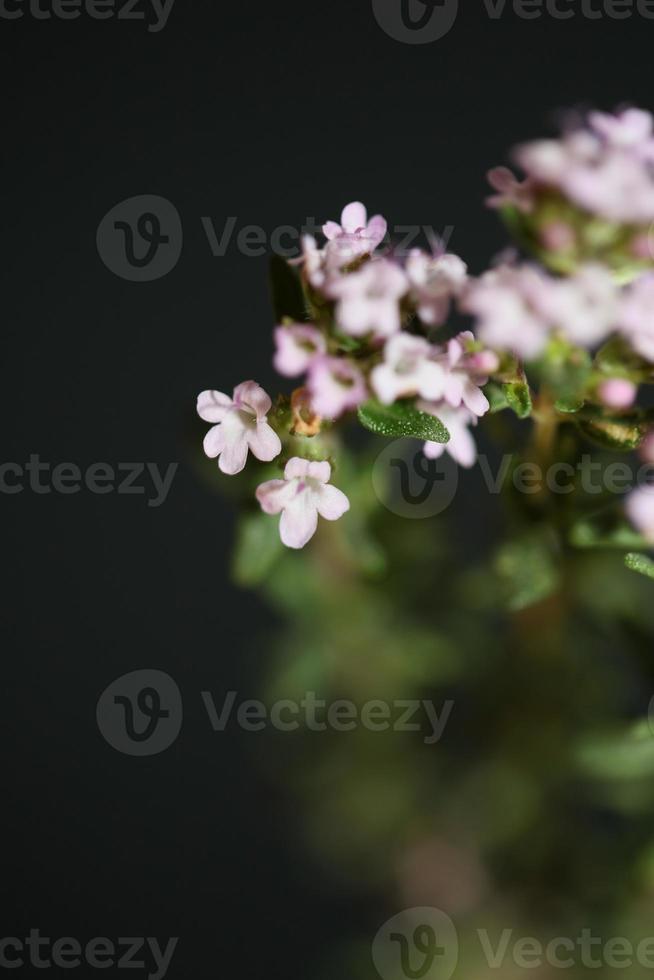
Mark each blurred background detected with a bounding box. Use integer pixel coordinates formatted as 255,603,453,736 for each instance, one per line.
3,2,654,977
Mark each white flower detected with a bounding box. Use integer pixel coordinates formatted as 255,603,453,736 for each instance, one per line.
322,201,387,261
197,381,282,476
273,324,326,377
328,258,408,339
406,250,468,326
419,403,479,469
371,334,446,405
256,458,350,550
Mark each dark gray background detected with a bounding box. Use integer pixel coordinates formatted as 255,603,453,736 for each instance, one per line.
2,1,653,976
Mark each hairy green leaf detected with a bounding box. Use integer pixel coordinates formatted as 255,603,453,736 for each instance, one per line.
357,400,450,443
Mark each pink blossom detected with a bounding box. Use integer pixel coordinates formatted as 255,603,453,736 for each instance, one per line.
307,356,367,419
329,258,408,339
323,201,387,260
461,265,551,361
419,403,479,469
589,108,654,157
514,110,654,223
462,264,618,359
532,264,618,348
370,334,446,405
256,458,350,550
626,485,654,543
435,332,491,417
597,378,637,410
273,324,326,377
486,167,536,213
197,381,282,476
618,273,654,362
406,250,468,326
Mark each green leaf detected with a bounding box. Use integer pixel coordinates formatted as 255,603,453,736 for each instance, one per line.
232,511,284,587
268,255,307,322
357,400,450,443
570,517,648,551
625,553,654,580
504,381,532,419
576,720,654,781
555,396,585,414
484,382,510,414
577,416,647,452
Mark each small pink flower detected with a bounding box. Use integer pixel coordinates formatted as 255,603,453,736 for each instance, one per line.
461,265,551,361
597,378,637,410
307,356,367,419
256,458,350,550
197,381,282,476
323,201,387,260
626,485,654,543
486,167,536,213
419,403,479,469
406,250,468,326
329,258,408,339
273,324,326,377
533,264,618,348
371,334,445,405
589,108,654,156
619,273,654,362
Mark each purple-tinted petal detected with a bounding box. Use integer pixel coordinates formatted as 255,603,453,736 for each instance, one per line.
218,430,249,475
322,221,342,241
256,479,295,515
341,201,367,233
366,214,387,248
197,390,233,422
462,380,490,417
233,381,272,419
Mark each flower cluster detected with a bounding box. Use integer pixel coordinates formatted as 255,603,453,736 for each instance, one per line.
197,109,654,552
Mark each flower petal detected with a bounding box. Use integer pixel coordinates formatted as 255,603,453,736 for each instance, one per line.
203,424,226,459
366,215,387,248
462,380,490,417
233,381,272,419
247,422,282,463
315,484,350,521
284,457,312,481
197,390,233,423
218,429,249,475
322,221,342,241
256,479,295,515
280,494,319,549
306,460,331,484
341,201,367,233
